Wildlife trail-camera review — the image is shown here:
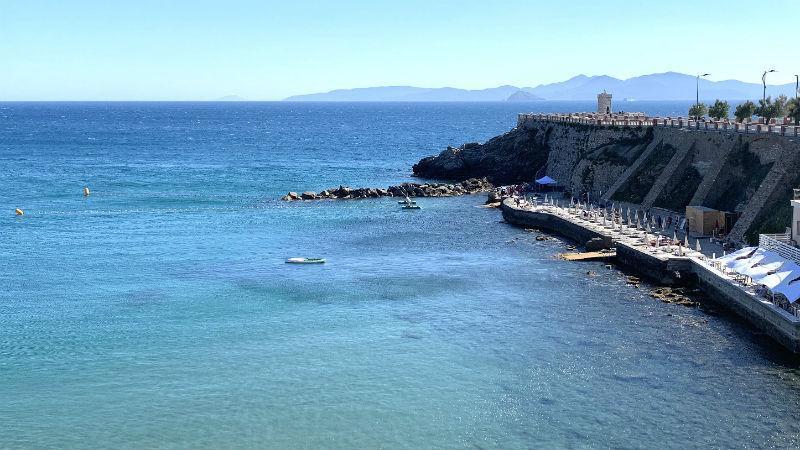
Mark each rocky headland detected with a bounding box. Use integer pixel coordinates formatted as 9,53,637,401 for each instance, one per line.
281,177,493,201
413,116,800,244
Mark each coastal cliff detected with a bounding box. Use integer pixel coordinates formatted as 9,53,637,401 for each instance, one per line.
414,117,800,244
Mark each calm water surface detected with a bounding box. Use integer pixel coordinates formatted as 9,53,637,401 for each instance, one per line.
1,102,800,449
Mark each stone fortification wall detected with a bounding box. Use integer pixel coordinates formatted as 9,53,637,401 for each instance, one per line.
415,117,800,244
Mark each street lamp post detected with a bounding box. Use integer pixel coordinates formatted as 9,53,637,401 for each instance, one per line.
762,69,776,102
795,75,799,101
696,73,710,107
695,73,710,119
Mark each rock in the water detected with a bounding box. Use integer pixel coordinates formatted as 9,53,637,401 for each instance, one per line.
585,237,608,251
650,287,699,307
282,177,493,201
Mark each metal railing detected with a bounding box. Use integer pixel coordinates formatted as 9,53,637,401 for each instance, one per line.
759,234,800,263
517,113,800,137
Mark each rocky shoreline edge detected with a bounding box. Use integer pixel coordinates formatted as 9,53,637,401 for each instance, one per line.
281,177,493,201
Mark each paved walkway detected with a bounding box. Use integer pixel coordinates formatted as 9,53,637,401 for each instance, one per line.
510,196,800,325
525,196,728,260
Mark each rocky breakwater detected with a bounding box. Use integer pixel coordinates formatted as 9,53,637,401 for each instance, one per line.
281,177,493,201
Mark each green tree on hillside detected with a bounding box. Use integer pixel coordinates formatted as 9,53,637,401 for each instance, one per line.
688,103,707,120
787,98,800,125
755,95,788,124
708,100,730,120
734,101,756,122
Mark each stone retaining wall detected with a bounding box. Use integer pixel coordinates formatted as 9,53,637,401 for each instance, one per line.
692,261,800,352
501,200,612,249
500,198,800,353
614,243,691,286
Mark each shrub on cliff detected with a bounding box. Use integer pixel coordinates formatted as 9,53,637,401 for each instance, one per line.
734,101,756,122
787,98,800,125
688,103,707,119
755,95,788,123
708,100,730,121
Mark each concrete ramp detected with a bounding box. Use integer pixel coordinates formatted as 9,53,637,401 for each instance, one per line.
600,139,662,202
641,143,694,209
727,163,791,242
689,147,730,206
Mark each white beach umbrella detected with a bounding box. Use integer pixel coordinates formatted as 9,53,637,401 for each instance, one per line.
684,235,689,247
696,239,702,252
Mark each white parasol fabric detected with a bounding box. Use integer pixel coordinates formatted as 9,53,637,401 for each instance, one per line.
739,252,785,278
715,247,756,264
726,248,767,270
774,277,800,303
755,262,800,289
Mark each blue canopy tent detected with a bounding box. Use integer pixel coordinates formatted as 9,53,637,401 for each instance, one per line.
533,175,561,193
536,176,556,185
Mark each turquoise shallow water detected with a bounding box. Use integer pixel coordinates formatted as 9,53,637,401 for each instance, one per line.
2,102,800,449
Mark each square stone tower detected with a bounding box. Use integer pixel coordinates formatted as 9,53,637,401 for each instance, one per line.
597,91,612,115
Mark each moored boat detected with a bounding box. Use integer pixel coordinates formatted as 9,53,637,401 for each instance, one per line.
285,257,326,264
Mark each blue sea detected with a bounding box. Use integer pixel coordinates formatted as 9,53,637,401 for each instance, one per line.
2,101,800,449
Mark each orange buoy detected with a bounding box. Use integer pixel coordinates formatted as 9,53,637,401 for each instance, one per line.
15,208,24,216
83,186,91,196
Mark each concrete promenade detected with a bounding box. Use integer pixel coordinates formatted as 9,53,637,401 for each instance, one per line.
517,112,800,139
501,197,800,352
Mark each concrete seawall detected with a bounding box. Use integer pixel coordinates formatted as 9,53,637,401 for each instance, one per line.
615,243,693,285
501,198,800,353
502,200,683,285
501,201,612,249
692,261,800,353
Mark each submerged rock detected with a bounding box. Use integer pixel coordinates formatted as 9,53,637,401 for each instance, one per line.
650,287,700,307
585,237,607,251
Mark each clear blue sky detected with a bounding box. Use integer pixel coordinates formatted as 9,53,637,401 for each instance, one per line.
1,0,797,100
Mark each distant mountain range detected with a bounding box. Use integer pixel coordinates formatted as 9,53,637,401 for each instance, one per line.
283,72,798,102
283,85,528,102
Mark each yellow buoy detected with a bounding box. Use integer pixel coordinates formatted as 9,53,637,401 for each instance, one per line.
15,208,24,216
83,186,91,197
